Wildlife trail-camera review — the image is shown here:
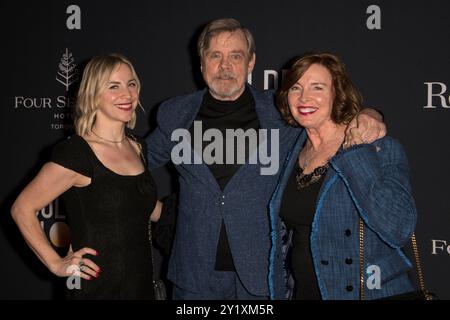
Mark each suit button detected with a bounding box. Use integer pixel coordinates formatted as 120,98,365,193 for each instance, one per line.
346,285,353,292
345,229,351,236
345,258,353,264
321,260,329,265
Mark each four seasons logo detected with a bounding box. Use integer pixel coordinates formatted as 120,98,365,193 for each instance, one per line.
14,48,79,112
13,48,78,130
56,48,79,91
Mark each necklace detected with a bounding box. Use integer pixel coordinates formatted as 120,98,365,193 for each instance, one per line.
91,130,126,143
295,162,328,189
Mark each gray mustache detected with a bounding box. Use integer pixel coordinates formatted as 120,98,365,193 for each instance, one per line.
215,72,236,80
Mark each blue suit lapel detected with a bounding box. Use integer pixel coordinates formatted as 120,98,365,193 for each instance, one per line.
250,86,276,130
176,89,222,194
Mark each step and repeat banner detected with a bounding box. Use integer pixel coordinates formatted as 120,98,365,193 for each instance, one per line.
1,0,449,299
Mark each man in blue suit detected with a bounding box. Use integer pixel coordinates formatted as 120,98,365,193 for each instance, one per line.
146,18,386,299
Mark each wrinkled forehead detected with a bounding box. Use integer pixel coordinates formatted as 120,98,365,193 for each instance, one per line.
205,30,249,54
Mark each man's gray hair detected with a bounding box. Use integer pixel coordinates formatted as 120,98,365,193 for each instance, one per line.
197,18,256,60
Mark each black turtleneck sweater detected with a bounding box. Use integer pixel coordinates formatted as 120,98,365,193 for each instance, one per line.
188,86,260,271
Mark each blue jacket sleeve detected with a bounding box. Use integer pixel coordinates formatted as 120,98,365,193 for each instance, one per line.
330,137,417,248
146,101,174,170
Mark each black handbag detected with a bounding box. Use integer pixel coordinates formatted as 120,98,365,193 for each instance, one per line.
153,193,178,257
152,279,167,301
133,135,167,300
359,219,438,300
148,205,167,300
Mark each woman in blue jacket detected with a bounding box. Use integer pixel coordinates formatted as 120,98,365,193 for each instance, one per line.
268,53,417,300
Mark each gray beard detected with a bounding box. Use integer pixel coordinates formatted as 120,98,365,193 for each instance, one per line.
209,81,243,101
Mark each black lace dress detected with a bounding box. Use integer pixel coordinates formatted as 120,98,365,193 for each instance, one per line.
50,135,157,299
279,161,328,300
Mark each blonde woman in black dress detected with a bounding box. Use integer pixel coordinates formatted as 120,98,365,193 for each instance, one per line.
11,54,162,299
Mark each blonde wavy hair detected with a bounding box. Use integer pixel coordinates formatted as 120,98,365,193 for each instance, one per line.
74,53,141,136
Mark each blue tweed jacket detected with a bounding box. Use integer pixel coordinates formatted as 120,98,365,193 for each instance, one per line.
146,86,300,296
268,132,417,300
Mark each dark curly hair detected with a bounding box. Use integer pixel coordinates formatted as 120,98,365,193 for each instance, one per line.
276,52,362,127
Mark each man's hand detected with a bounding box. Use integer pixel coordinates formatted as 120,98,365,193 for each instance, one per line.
343,108,386,149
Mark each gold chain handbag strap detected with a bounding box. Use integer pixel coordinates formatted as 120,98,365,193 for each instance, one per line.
359,218,432,300
359,219,365,300
411,233,427,293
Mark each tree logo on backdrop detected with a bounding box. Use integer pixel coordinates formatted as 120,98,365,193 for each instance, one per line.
13,47,78,130
56,48,79,92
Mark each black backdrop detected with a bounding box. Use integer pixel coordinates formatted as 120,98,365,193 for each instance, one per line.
1,0,449,299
